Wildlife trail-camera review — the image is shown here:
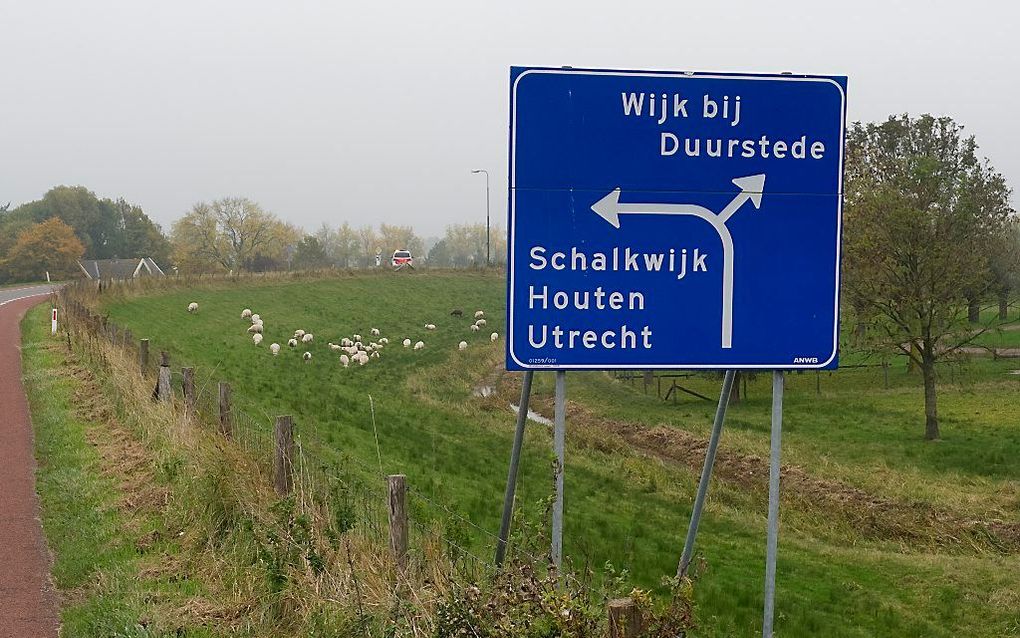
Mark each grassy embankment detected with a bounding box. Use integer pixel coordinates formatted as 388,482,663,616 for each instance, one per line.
91,271,1020,637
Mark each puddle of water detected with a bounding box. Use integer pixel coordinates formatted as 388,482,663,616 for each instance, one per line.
509,403,553,427
1007,370,1020,375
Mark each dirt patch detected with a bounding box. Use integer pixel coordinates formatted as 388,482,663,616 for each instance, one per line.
515,388,1020,554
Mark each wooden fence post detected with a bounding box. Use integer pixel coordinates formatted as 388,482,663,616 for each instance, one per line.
139,339,149,373
182,368,196,416
218,382,232,438
388,474,408,571
608,598,643,638
154,352,172,402
274,415,294,496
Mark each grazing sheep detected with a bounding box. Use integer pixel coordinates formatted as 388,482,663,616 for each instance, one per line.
413,341,425,350
329,343,342,352
344,345,359,356
241,308,252,319
253,333,264,346
341,338,353,347
339,354,350,367
490,332,499,342
370,351,380,359
288,338,298,348
352,334,362,342
270,343,281,355
450,308,463,317
302,333,314,344
458,341,468,350
425,324,436,331
356,352,369,365
251,314,261,324
402,338,411,348
470,324,480,332
303,351,312,361
474,310,484,319
475,318,487,327
187,302,199,313
379,337,389,345
294,329,306,339
370,328,380,336
247,324,263,334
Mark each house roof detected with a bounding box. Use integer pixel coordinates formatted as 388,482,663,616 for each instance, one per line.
78,258,165,280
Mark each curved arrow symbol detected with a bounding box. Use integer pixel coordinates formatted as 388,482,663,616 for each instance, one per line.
588,174,766,349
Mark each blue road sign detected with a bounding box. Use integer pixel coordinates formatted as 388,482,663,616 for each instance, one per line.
507,67,847,371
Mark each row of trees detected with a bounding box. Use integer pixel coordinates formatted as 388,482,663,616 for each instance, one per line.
169,197,509,273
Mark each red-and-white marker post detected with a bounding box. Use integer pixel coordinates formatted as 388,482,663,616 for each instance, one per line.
51,307,58,335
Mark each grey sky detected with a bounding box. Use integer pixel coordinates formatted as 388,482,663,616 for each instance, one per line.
2,0,1017,238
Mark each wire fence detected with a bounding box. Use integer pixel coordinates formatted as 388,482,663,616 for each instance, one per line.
56,285,552,590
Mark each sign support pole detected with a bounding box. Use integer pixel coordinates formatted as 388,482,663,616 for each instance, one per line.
495,370,534,566
552,370,566,570
678,369,736,577
763,371,785,637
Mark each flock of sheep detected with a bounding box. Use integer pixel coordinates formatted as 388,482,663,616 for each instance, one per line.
186,302,499,367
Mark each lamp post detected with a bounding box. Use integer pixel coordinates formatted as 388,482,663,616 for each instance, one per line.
471,168,490,265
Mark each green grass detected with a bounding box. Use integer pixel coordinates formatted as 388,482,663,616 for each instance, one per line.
99,272,1020,637
22,305,216,637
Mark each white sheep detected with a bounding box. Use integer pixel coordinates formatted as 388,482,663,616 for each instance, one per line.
356,352,369,365
251,314,261,324
379,337,389,345
490,332,499,342
247,323,263,334
302,333,314,344
339,354,350,367
475,318,487,327
425,323,437,331
413,341,425,350
329,343,342,352
187,302,199,313
352,334,362,342
288,338,298,348
370,351,380,359
253,333,264,346
474,310,484,319
294,329,306,339
341,338,353,347
370,328,380,336
303,351,312,361
241,308,252,319
458,341,468,350
470,324,480,332
402,338,411,348
270,343,281,355
344,345,359,356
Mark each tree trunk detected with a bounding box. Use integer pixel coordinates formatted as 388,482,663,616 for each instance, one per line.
999,293,1009,321
967,299,980,323
729,371,741,405
921,357,940,440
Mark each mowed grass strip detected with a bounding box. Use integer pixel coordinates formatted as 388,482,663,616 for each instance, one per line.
23,305,216,637
102,272,1020,637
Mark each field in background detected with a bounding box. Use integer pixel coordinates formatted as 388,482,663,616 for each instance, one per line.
100,271,1020,637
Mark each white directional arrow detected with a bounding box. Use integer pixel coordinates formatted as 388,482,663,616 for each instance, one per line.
589,174,767,349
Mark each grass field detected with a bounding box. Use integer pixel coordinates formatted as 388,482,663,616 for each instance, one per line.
99,271,1020,637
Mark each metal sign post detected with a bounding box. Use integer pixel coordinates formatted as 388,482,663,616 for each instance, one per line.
552,371,566,568
495,370,534,566
763,371,785,637
678,369,735,577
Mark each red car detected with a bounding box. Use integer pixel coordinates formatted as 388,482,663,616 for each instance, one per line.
391,249,414,269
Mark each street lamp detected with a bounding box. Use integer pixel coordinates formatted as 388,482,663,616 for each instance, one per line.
471,168,490,265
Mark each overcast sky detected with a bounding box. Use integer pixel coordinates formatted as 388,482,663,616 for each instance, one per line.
1,0,1017,238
